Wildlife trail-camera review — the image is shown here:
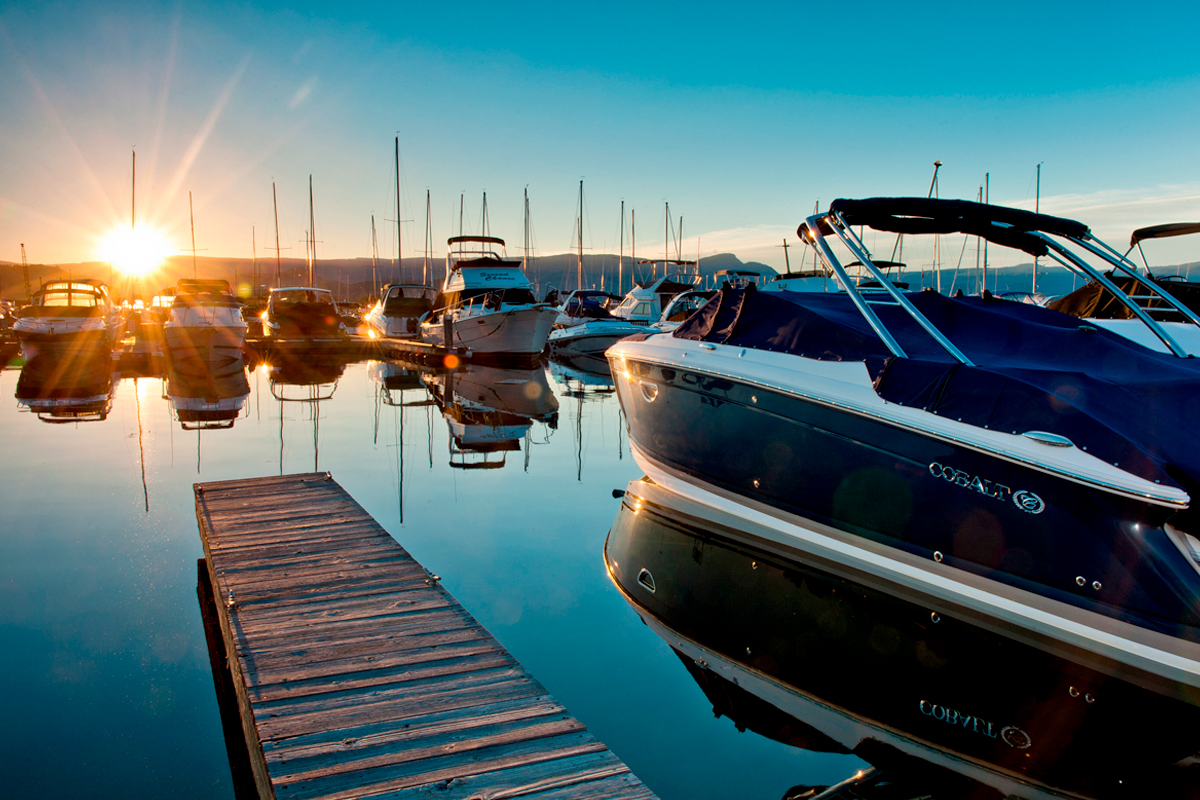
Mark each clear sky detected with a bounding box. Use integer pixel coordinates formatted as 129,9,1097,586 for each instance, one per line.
2,0,1200,272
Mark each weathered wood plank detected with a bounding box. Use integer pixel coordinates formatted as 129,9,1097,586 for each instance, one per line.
196,473,657,800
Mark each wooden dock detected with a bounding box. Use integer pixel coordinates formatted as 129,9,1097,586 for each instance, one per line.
195,473,656,800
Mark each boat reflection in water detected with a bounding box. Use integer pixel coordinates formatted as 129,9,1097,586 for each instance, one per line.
164,350,250,430
548,352,615,396
15,350,116,423
606,478,1200,800
423,362,557,470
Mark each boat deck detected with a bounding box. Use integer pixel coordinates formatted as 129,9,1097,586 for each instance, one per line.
194,472,656,800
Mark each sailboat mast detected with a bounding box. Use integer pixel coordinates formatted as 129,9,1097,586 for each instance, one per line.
577,180,584,290
308,174,316,286
394,137,402,283
252,226,257,290
131,149,136,232
188,190,197,279
619,200,625,297
371,214,378,296
631,209,636,283
481,191,488,236
424,189,431,286
1034,162,1042,295
272,182,281,288
983,172,989,293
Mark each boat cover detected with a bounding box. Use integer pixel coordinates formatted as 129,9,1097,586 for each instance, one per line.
675,285,1200,489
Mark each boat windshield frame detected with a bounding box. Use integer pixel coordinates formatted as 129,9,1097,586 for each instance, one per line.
800,197,1200,361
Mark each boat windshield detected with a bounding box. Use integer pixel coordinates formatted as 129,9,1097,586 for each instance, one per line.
272,289,335,305
36,285,102,307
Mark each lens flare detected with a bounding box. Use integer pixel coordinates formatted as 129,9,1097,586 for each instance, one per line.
98,226,173,277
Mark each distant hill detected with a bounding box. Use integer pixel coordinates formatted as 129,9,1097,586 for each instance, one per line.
0,251,777,303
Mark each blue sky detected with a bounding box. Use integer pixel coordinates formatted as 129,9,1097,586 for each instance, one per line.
2,0,1200,271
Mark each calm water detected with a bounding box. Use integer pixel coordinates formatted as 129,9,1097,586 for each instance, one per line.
0,350,862,799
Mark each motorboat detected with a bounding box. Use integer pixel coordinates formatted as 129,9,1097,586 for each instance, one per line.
423,362,557,469
1050,221,1200,352
165,350,250,430
650,289,716,332
552,289,621,328
420,236,556,357
364,284,436,338
547,317,644,359
607,197,1200,717
712,267,772,288
163,279,247,363
605,478,1200,799
261,287,345,340
611,270,701,325
13,279,121,360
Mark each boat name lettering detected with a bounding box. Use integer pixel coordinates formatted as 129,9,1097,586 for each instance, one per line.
918,700,1031,749
927,462,1011,501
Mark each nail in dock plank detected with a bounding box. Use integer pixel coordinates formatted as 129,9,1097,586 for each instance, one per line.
195,472,657,800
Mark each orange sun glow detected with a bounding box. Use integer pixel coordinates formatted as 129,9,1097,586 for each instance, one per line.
98,226,173,277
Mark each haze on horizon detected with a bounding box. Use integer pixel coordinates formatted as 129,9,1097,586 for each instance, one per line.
2,0,1200,277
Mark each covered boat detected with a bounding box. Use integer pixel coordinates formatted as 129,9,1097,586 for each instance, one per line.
420,236,556,357
13,279,121,360
607,197,1200,716
163,279,247,363
364,284,436,338
611,270,701,325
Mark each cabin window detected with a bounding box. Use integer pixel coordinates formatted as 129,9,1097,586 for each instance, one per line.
634,302,653,316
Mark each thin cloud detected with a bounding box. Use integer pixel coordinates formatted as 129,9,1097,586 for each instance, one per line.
158,54,251,214
289,76,317,109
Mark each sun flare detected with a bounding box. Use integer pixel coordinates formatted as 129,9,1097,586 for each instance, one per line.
98,226,173,277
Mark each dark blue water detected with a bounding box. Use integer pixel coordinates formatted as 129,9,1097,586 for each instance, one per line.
0,353,862,799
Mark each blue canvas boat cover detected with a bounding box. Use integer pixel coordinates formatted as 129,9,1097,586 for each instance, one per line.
675,285,1200,491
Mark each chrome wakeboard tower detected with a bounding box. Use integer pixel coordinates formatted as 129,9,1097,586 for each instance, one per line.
798,197,1200,359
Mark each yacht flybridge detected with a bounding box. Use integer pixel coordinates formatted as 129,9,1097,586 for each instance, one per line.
607,197,1200,711
420,236,556,357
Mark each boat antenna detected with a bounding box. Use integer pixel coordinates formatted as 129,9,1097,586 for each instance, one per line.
252,225,257,292
481,191,489,237
631,208,637,284
131,148,136,233
779,238,792,275
184,190,207,278
523,186,530,276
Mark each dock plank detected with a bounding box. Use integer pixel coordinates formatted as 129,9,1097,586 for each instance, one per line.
197,473,656,800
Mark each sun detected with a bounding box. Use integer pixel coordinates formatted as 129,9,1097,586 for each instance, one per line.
98,226,173,277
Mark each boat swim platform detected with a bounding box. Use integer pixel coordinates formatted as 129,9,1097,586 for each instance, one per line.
195,472,656,800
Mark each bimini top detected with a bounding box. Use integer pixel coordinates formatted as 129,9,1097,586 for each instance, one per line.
1131,223,1200,247
675,285,1200,493
801,197,1090,258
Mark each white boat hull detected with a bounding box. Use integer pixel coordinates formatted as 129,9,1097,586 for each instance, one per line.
421,306,556,355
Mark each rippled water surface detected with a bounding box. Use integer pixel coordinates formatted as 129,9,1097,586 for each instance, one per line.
0,352,861,799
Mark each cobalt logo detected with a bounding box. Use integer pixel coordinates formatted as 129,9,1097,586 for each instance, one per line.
1012,490,1046,514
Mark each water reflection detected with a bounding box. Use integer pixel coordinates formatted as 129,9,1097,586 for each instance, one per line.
423,362,557,471
15,350,117,423
165,352,250,431
606,479,1200,800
